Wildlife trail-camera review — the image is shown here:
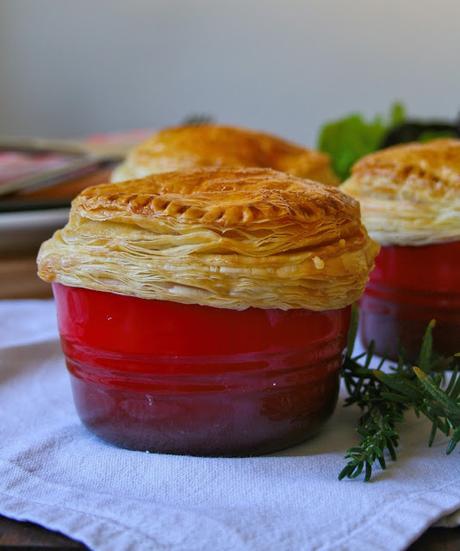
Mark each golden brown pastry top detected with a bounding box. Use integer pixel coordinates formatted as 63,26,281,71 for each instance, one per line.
38,168,378,311
112,124,338,185
341,139,460,246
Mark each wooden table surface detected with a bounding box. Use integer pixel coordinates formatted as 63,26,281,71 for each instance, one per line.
1,174,460,549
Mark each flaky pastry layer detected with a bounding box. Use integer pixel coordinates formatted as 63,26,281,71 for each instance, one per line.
38,168,378,310
341,139,460,246
112,124,338,185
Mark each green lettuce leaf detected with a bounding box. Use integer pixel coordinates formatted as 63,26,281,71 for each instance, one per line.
317,102,406,180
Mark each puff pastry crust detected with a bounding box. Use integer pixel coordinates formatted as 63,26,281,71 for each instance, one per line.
112,124,338,185
341,139,460,246
38,168,378,310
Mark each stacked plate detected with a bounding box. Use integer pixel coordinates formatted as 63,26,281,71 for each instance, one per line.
0,133,148,254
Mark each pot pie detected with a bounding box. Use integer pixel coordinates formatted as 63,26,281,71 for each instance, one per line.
38,167,378,455
341,139,460,246
111,124,338,185
341,139,460,360
38,168,376,311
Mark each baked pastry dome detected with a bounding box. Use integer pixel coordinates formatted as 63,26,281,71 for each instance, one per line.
38,168,378,310
341,139,460,246
112,124,338,185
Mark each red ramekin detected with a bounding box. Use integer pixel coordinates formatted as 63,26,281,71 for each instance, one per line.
360,241,460,361
53,283,350,456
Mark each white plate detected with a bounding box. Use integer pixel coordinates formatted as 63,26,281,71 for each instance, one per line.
0,208,69,254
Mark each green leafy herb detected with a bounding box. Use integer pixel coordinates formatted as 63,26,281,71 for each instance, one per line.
418,130,457,143
181,114,214,126
317,102,406,180
340,315,460,482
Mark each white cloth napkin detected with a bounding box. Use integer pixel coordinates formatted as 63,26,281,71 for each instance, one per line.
1,299,460,551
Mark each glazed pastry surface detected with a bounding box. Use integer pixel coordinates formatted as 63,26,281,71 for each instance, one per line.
341,139,460,246
38,168,378,310
112,124,338,185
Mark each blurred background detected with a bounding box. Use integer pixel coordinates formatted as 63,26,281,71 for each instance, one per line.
1,0,460,144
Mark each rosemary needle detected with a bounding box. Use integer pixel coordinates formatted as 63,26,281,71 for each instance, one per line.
339,310,460,482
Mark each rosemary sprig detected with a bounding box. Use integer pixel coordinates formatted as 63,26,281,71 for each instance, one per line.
339,310,460,482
